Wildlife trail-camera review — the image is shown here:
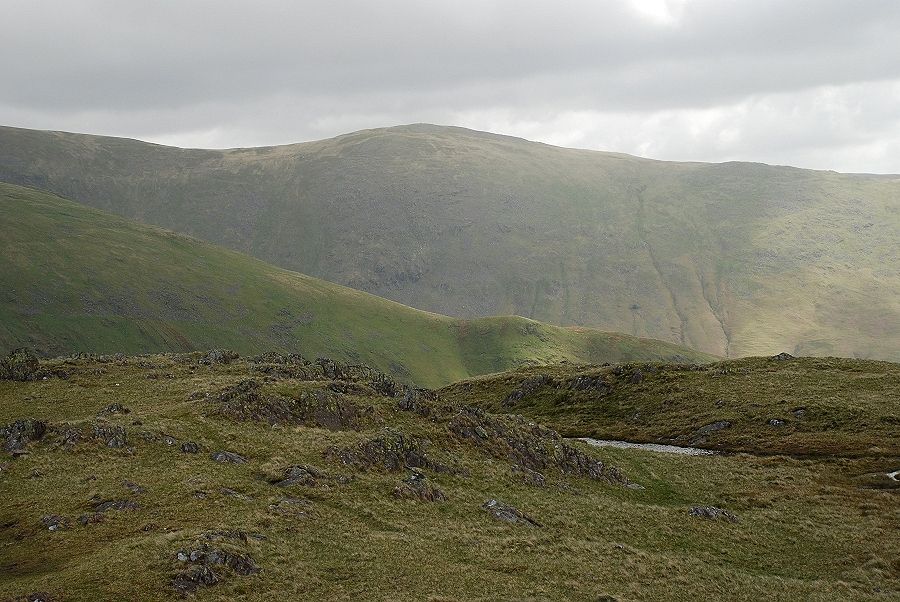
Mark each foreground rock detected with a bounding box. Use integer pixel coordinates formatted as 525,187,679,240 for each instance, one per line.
482,499,541,527
214,379,372,430
325,428,453,473
393,470,447,502
449,407,630,486
2,419,47,454
270,464,349,488
172,534,260,595
688,506,739,523
210,450,247,464
0,348,40,381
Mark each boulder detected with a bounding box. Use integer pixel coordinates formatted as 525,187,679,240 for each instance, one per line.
210,451,247,464
688,506,738,523
392,470,447,502
0,348,40,381
2,419,47,453
199,349,239,365
97,403,130,416
181,441,200,454
92,423,127,448
482,499,541,527
449,407,630,485
324,428,451,473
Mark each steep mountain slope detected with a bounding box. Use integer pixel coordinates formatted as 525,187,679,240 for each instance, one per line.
0,183,711,386
1,124,898,360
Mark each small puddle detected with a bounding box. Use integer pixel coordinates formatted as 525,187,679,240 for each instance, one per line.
578,438,716,456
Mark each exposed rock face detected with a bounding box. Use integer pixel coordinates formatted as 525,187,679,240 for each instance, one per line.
270,464,347,488
392,470,447,502
172,539,259,595
695,421,731,437
199,349,240,365
79,498,139,525
214,379,371,430
97,403,130,416
688,506,739,523
324,428,450,473
92,423,127,448
511,464,547,487
449,407,630,486
0,348,40,381
210,451,247,464
482,499,541,527
2,419,47,453
41,515,69,531
503,374,553,406
568,374,609,392
772,352,795,361
181,441,200,454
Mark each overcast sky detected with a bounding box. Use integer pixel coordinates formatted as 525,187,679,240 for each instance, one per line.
3,0,900,172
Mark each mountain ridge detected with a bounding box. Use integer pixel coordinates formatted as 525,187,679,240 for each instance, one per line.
1,123,898,361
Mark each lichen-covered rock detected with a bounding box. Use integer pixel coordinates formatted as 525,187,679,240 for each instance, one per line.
92,423,127,448
181,441,200,454
503,374,553,406
172,540,259,595
214,379,371,430
40,515,69,531
0,348,40,381
172,565,219,594
688,506,739,523
392,470,447,502
271,464,334,488
199,349,239,365
449,407,630,485
324,428,451,473
210,450,247,464
482,499,541,527
2,418,47,453
511,464,547,487
97,403,130,416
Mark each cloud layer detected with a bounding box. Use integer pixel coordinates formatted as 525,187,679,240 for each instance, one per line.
3,0,899,172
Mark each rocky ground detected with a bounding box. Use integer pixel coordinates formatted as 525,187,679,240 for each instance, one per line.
0,349,897,601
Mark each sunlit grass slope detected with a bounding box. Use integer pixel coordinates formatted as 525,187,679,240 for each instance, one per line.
0,183,713,386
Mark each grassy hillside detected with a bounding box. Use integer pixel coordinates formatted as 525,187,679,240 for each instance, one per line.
440,355,900,457
1,353,897,600
0,183,712,387
1,124,898,361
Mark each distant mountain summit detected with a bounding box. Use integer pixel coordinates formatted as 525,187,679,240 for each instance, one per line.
1,123,897,361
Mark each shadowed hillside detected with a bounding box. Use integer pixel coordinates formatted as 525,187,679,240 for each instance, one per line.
1,124,898,361
0,183,712,387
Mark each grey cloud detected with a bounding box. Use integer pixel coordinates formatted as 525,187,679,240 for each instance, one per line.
2,0,900,172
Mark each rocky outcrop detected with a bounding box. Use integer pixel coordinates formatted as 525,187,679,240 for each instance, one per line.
0,348,40,381
392,470,447,502
502,374,553,406
270,464,349,488
2,419,47,453
198,349,240,365
172,537,259,595
482,499,541,527
449,407,630,486
210,451,247,464
688,506,738,523
324,428,451,473
214,379,372,430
